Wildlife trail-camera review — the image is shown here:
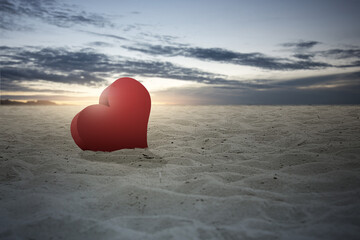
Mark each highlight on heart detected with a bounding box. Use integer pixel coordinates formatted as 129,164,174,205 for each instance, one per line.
70,77,151,152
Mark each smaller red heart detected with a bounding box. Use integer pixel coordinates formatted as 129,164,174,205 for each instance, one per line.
71,77,151,151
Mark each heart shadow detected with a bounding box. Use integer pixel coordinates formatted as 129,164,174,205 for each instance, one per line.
79,149,167,169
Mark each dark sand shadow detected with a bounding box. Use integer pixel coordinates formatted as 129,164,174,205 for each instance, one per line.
79,148,167,168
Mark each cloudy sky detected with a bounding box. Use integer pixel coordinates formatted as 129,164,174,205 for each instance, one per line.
1,0,360,105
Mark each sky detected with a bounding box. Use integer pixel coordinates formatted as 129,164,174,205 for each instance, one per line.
1,0,360,105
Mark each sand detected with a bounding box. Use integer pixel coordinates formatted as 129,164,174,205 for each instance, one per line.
0,105,360,240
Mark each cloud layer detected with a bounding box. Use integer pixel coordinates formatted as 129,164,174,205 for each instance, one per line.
123,42,360,70
1,0,359,105
0,0,113,30
282,40,321,49
2,45,360,104
0,46,231,92
124,44,334,70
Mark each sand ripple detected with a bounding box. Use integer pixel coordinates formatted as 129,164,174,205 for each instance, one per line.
1,105,360,239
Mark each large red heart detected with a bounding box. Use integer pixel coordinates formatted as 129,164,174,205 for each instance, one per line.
71,77,151,151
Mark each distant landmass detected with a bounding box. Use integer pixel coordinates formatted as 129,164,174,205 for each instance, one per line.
1,99,57,105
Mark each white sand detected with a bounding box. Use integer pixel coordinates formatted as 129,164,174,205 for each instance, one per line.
1,105,360,240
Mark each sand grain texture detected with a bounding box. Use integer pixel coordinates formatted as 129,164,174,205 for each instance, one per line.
1,105,360,239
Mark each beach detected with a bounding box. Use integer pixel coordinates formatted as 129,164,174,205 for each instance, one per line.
1,105,360,239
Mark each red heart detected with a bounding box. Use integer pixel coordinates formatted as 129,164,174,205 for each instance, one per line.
71,77,151,151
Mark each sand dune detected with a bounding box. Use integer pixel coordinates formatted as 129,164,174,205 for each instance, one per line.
0,105,360,239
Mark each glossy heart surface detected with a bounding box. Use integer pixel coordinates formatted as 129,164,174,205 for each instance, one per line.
71,77,151,151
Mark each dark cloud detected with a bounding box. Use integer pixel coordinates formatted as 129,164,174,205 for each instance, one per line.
2,45,359,104
0,1,29,31
293,54,314,60
3,45,358,89
273,71,360,88
0,0,113,30
282,41,321,49
1,67,105,85
213,71,360,92
83,31,128,41
320,48,360,59
15,47,111,73
349,60,360,67
124,41,360,70
282,41,360,63
0,46,230,91
155,72,360,105
124,44,332,70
